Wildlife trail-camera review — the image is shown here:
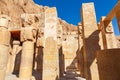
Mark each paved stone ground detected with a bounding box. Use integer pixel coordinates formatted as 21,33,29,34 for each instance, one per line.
5,70,86,80
5,73,18,80
60,69,86,80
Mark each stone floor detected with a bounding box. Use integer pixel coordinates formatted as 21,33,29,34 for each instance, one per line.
5,73,18,80
60,69,86,80
5,70,86,80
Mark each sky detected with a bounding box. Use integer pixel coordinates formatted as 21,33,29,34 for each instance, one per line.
33,0,119,35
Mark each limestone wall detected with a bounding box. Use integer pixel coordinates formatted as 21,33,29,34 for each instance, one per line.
97,49,120,80
62,33,78,71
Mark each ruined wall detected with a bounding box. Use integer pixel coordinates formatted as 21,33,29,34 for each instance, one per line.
97,49,120,80
57,18,79,71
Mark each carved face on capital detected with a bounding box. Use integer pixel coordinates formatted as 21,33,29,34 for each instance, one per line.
21,14,39,27
106,25,113,33
0,15,10,28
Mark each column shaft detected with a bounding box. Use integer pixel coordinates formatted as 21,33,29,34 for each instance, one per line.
0,45,9,80
19,41,34,80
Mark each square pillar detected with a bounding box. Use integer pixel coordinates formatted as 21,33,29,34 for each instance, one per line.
116,10,120,31
43,7,59,80
81,3,100,80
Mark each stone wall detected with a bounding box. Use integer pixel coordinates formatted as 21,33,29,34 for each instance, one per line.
97,49,120,80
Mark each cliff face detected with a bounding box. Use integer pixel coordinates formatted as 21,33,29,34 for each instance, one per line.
0,0,77,32
58,18,77,32
0,0,43,27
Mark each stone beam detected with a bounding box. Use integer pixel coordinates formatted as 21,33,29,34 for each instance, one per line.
116,10,120,30
104,1,120,21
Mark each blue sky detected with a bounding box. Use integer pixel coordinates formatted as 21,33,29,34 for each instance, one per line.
33,0,119,35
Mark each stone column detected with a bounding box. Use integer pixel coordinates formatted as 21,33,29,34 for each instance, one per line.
100,17,117,49
19,14,37,80
81,3,100,80
0,15,11,80
43,7,59,80
19,41,34,80
116,10,120,31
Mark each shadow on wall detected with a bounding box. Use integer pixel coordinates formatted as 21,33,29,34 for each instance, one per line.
76,46,84,77
77,30,101,80
13,50,22,75
63,53,79,80
61,41,81,79
85,30,101,80
33,46,43,80
97,49,120,80
59,46,65,78
11,42,44,80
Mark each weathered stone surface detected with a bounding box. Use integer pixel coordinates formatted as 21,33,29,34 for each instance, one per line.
19,41,34,80
77,22,84,76
81,3,100,80
0,45,9,80
97,49,120,80
62,34,78,71
43,7,59,80
0,0,43,29
6,40,20,73
116,36,120,48
0,15,11,46
58,18,77,32
43,37,59,80
100,17,117,49
0,15,11,80
44,7,57,40
19,13,37,80
61,19,78,74
57,19,64,77
36,12,45,47
1,0,120,80
57,18,63,47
